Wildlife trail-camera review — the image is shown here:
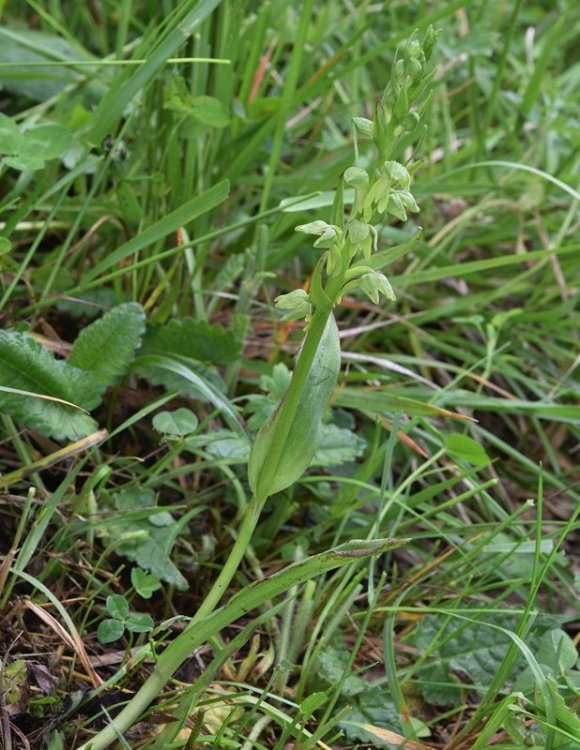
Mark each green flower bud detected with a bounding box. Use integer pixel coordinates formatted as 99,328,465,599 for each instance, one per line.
274,289,310,321
394,59,406,85
407,39,422,60
407,57,423,80
401,112,421,132
423,25,440,60
352,116,375,139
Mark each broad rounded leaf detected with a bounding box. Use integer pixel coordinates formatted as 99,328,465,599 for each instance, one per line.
106,594,129,621
190,96,231,128
131,568,161,599
125,613,154,634
0,113,23,153
97,619,125,644
21,124,71,160
446,433,490,467
153,408,198,436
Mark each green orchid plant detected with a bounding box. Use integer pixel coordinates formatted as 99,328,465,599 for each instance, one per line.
78,27,438,750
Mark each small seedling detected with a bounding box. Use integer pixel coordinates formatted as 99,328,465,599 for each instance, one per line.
97,594,154,645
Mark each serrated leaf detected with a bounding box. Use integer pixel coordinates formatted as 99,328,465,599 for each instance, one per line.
68,303,146,385
317,646,369,697
312,423,366,466
414,611,524,705
446,433,490,467
340,688,401,747
141,318,241,364
106,594,129,621
111,487,188,590
0,331,101,439
97,619,125,644
153,408,198,436
125,613,154,633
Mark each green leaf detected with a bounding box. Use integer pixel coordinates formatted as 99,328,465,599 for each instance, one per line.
446,433,491,467
317,645,369,697
131,569,161,599
312,423,366,466
125,613,155,634
3,155,46,171
21,124,71,160
0,113,23,153
414,611,523,704
536,677,580,745
0,238,12,255
299,692,327,720
186,429,250,461
109,487,188,590
340,688,401,747
537,630,578,674
135,354,244,437
248,315,341,498
68,303,146,385
97,619,125,644
153,408,199,436
141,318,241,364
106,594,129,621
0,331,101,439
0,28,97,102
190,95,231,128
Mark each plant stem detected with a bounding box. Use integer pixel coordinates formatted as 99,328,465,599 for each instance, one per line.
186,494,263,627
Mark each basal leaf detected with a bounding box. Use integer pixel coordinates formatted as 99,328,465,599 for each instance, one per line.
68,302,146,385
0,331,101,439
140,318,241,364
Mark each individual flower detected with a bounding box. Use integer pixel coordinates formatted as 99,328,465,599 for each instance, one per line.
340,268,396,305
344,166,370,216
274,289,311,321
346,219,377,260
295,220,342,248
